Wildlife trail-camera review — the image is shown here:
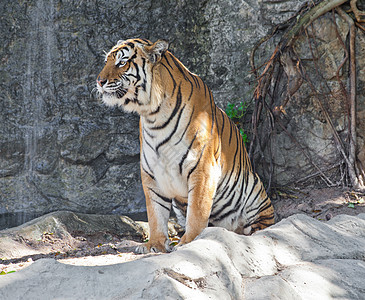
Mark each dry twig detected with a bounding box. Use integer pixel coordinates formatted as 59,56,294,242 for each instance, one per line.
249,0,365,191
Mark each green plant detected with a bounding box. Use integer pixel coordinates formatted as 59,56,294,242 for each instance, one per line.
239,128,248,145
0,270,16,275
225,101,248,119
225,101,249,144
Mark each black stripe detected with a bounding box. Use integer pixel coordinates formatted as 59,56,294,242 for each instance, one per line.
211,184,230,212
175,107,195,145
149,189,172,204
245,214,274,228
163,55,194,102
211,131,242,218
179,131,199,174
173,199,188,209
244,170,250,194
188,186,195,194
142,128,155,153
224,130,240,183
246,195,270,214
210,185,232,218
256,199,272,214
187,145,206,181
145,117,155,124
211,150,243,220
220,109,225,137
142,150,154,175
160,62,177,95
156,105,185,154
132,61,141,82
243,174,259,207
149,189,172,211
141,57,147,77
164,53,174,69
169,54,195,98
215,173,228,196
142,166,155,181
228,118,234,145
208,90,215,134
187,80,194,102
211,138,239,210
237,184,264,222
172,199,188,217
214,142,220,160
134,86,139,99
214,105,219,134
152,84,182,130
143,126,155,139
169,54,190,82
215,156,246,219
137,38,151,45
149,105,160,115
214,175,259,223
221,132,241,201
141,80,146,91
211,192,238,221
191,74,200,89
153,200,170,211
202,81,208,98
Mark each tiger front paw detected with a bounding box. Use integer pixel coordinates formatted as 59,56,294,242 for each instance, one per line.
174,233,196,249
135,239,171,254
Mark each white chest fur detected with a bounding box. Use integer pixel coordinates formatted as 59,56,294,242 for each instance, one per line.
141,119,194,199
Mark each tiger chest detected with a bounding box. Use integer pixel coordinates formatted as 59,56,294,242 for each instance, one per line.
141,132,191,199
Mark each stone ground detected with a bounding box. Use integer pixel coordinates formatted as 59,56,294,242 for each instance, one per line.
0,187,364,275
1,209,364,299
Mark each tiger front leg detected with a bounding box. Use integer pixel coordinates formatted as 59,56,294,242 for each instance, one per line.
136,173,172,254
177,170,217,247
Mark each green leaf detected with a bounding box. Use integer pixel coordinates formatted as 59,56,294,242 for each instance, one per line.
0,270,15,275
239,129,248,145
225,103,235,119
348,203,355,209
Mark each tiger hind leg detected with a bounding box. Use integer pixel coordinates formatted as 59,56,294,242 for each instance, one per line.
234,175,275,235
244,198,275,235
250,202,275,233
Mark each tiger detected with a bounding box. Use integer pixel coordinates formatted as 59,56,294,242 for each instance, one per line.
96,38,274,253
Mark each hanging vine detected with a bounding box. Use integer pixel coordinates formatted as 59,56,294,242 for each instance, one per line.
249,0,365,192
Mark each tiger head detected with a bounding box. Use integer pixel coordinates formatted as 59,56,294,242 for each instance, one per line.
96,38,168,114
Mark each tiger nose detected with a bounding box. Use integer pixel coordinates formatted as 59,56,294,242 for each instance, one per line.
96,76,107,87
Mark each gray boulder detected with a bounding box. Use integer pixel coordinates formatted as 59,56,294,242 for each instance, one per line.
0,211,144,259
1,213,364,299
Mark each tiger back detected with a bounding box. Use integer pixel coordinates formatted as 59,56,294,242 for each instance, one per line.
96,38,274,253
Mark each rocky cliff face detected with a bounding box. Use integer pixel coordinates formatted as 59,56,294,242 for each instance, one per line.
0,0,364,228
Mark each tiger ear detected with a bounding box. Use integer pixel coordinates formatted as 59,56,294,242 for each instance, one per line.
144,40,169,64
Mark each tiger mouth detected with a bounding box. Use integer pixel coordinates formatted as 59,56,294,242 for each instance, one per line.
103,89,127,99
115,89,127,99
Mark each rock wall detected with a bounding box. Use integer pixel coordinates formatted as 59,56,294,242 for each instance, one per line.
269,13,365,186
0,0,364,228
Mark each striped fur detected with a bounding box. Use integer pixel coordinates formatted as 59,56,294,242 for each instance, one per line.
97,38,274,253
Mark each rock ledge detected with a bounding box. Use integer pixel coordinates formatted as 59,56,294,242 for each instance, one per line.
1,213,365,299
